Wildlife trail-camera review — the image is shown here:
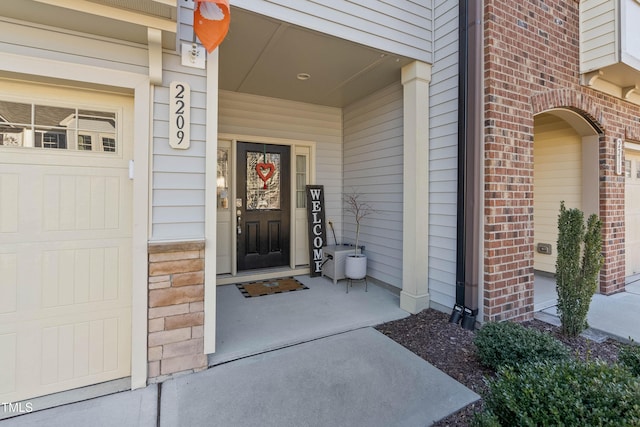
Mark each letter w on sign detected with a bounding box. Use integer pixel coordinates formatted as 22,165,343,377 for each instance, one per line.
306,185,326,277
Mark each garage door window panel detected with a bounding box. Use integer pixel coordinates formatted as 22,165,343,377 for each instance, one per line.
0,100,117,153
0,100,33,147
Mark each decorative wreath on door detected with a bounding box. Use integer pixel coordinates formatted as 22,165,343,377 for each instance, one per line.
255,145,275,189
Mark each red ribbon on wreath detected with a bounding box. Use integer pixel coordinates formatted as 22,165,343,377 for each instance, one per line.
255,162,275,189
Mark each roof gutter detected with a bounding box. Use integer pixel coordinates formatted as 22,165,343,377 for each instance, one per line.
451,0,482,330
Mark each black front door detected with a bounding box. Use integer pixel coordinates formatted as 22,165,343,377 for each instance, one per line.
237,142,290,270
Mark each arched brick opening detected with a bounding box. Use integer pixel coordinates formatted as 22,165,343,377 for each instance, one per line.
531,90,626,296
532,105,602,315
531,89,607,132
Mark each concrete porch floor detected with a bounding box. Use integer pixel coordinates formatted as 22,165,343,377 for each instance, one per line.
534,272,558,312
208,274,411,366
535,272,640,311
534,271,640,343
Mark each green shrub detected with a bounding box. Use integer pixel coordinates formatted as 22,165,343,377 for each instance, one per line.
474,321,570,371
555,201,604,337
472,411,501,427
477,360,640,427
620,343,640,377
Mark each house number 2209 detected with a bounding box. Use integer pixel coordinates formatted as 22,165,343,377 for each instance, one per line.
169,82,191,149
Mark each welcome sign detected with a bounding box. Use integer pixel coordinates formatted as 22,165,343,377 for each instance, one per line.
306,185,326,277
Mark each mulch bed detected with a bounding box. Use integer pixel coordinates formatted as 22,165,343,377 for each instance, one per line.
375,309,625,426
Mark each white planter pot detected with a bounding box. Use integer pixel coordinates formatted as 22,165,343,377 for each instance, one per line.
345,254,367,280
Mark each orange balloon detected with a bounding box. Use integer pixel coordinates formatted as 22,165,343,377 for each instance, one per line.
194,0,230,53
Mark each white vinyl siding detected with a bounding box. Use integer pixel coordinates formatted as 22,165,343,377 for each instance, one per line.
621,0,640,70
0,18,147,76
343,83,404,288
218,90,343,241
580,0,618,72
534,114,583,273
151,53,208,241
428,0,459,308
199,0,432,63
150,1,208,242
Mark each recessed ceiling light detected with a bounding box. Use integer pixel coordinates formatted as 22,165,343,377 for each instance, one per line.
297,73,311,81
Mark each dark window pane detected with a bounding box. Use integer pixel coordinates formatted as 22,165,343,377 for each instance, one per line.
78,135,92,151
42,132,67,149
102,137,116,152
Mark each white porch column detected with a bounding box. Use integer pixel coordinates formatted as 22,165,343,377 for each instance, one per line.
400,61,431,314
204,49,219,354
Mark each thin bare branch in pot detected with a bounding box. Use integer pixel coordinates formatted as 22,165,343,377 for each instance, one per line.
343,190,376,256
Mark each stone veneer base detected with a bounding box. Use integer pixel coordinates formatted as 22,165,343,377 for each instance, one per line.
147,241,207,382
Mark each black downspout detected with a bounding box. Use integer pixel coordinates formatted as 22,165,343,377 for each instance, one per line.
450,0,469,325
450,0,480,330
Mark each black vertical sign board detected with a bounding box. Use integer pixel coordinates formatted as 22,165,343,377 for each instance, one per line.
306,185,326,277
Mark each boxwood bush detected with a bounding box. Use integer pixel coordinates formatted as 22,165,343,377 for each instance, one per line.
620,343,640,377
474,321,570,371
475,360,640,427
555,202,603,337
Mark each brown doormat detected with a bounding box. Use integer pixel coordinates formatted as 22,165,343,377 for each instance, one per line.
236,277,309,298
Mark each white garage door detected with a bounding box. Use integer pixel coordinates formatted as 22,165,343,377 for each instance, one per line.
0,80,133,402
534,113,583,273
626,149,640,280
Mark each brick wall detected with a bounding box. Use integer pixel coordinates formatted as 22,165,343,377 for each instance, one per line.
147,241,207,381
483,0,640,321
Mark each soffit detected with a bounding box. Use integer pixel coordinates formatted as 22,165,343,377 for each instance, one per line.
219,8,413,108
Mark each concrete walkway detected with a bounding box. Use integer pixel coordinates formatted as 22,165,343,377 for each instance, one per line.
0,386,157,427
1,328,479,427
6,279,637,426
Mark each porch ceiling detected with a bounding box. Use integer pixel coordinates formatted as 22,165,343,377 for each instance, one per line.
219,8,414,108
